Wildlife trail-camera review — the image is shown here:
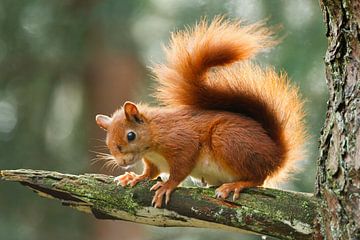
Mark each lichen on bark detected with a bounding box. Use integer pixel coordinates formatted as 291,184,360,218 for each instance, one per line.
1,169,317,240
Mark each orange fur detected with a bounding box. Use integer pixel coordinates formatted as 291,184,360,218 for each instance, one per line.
152,17,306,185
96,17,306,207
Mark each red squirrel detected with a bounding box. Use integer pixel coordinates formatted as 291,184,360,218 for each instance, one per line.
95,17,306,208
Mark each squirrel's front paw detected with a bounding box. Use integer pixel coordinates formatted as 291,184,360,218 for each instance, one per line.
114,172,146,187
150,181,176,208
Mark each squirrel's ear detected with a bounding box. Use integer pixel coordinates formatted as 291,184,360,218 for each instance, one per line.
123,101,143,123
96,114,112,131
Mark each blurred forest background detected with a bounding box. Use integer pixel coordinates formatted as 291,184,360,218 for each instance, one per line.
0,0,327,240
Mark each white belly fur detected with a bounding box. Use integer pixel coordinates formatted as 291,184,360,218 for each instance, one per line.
191,152,237,186
144,151,170,173
144,151,236,186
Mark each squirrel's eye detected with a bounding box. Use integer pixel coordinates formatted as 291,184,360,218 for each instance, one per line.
127,131,136,141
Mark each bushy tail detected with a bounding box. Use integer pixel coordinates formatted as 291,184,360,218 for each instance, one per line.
152,17,306,183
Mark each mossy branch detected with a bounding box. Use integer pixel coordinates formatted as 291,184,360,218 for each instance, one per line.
1,169,317,240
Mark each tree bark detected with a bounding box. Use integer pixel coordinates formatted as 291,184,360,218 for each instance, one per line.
316,0,360,239
0,169,317,240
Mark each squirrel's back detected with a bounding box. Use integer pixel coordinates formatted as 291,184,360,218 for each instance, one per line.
152,17,306,184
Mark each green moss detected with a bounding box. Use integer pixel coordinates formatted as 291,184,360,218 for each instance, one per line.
2,170,317,239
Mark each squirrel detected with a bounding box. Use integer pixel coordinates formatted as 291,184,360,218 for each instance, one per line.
95,17,306,208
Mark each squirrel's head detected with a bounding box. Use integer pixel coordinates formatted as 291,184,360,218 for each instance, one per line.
95,101,152,167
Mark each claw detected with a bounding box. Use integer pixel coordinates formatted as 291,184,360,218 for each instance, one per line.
129,179,138,187
150,181,176,208
233,188,240,201
215,181,259,201
165,189,171,205
114,172,147,187
150,181,164,191
151,194,156,207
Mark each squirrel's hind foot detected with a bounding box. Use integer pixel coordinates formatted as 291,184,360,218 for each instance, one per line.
215,181,262,201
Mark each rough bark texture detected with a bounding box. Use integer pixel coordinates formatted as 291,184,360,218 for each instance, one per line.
0,169,317,240
316,0,360,239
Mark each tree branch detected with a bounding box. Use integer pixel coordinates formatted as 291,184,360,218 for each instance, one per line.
1,169,317,240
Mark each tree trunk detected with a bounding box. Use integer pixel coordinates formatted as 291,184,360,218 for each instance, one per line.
316,0,360,239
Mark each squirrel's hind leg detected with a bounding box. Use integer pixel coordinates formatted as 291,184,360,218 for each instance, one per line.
215,180,263,201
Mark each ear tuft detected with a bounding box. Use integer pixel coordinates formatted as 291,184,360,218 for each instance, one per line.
96,114,112,130
123,101,143,123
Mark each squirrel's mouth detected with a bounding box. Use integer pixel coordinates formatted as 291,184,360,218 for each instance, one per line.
115,153,140,167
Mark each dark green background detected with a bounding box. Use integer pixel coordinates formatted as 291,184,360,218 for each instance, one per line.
0,1,326,240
